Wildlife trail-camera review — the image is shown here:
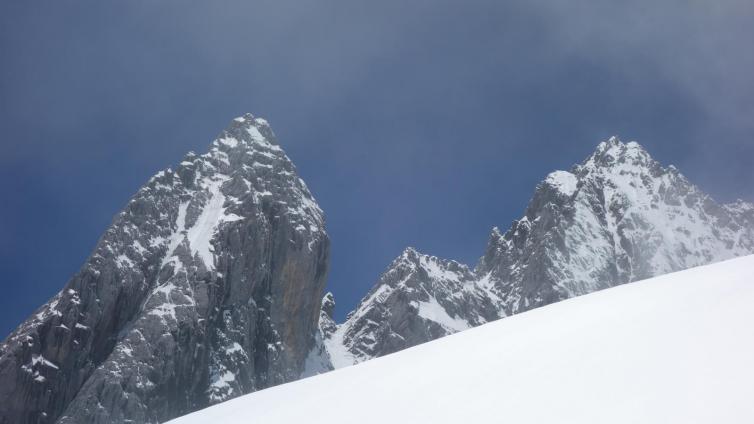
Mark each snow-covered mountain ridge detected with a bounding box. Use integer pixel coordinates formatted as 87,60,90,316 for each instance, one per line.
170,254,754,424
322,247,499,367
2,123,752,423
320,136,754,367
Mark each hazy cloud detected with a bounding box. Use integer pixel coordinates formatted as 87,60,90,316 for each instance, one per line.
0,1,752,330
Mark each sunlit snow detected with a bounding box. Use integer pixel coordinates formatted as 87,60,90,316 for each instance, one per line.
544,170,578,196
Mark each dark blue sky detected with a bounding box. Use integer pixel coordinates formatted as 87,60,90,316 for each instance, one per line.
1,1,753,335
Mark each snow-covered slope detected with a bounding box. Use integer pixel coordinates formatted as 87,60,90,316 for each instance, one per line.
321,137,754,367
171,255,754,424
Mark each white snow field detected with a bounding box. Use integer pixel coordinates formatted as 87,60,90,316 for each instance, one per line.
170,255,754,424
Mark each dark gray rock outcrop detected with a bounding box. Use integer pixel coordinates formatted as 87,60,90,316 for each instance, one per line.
0,114,329,424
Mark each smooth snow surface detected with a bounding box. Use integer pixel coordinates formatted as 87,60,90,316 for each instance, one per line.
322,327,357,369
169,255,754,424
414,297,470,332
184,177,228,269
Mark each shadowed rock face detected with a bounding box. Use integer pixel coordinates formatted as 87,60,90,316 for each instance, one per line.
0,114,329,424
321,137,754,368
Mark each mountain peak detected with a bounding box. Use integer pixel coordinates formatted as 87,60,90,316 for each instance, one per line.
401,246,420,257
595,135,646,158
210,113,279,154
395,247,473,278
229,112,271,131
606,134,622,145
575,136,656,176
0,114,330,424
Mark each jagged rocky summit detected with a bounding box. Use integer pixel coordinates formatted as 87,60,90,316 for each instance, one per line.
320,137,754,367
0,114,330,424
3,127,753,423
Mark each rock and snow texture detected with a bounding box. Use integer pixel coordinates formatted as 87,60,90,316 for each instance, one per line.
170,255,754,424
480,137,754,315
0,114,329,424
2,128,753,422
322,137,754,367
322,248,499,367
299,293,336,377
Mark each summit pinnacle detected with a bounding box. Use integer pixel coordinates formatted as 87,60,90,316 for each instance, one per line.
0,115,330,424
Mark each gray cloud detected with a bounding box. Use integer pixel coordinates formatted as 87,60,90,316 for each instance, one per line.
0,0,752,329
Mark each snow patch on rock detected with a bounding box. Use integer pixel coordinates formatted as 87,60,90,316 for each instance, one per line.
544,170,578,196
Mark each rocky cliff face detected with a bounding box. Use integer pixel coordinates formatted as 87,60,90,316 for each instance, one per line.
0,114,329,424
322,137,754,367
